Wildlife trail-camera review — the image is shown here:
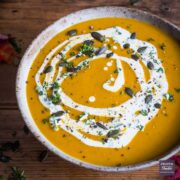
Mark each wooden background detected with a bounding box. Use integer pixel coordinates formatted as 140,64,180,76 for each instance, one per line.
0,0,179,179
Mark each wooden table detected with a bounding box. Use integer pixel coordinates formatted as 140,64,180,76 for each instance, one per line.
0,0,179,179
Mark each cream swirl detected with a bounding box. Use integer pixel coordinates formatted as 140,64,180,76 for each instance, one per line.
35,26,168,148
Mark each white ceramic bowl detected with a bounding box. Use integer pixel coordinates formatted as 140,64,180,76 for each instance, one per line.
16,6,180,172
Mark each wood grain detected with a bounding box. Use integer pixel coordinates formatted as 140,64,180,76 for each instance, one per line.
0,0,179,179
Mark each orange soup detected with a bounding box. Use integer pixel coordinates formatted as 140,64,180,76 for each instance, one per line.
26,18,180,166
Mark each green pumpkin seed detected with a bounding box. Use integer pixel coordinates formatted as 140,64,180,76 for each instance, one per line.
106,129,120,138
51,111,65,117
130,32,136,39
91,32,105,42
125,87,134,97
67,29,77,36
106,52,114,58
137,46,147,53
43,65,53,74
154,103,161,109
95,47,107,55
147,61,154,70
123,43,130,49
83,40,94,46
145,95,153,104
96,122,108,130
131,53,140,61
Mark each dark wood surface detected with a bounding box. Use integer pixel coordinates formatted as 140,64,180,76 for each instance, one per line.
0,0,179,179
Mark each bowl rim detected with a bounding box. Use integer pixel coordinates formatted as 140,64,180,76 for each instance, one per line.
16,6,180,172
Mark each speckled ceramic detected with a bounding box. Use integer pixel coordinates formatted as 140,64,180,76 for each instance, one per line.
16,7,180,172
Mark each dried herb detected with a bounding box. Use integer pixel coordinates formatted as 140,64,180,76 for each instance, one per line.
9,38,22,53
0,154,11,163
23,125,30,135
0,141,20,152
8,167,26,180
39,150,48,162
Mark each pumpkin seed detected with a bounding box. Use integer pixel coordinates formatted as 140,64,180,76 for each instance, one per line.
39,150,48,162
137,46,147,53
125,87,134,97
145,95,153,104
130,32,136,39
91,32,105,42
51,111,65,117
154,103,161,109
123,43,130,49
83,40,94,46
43,65,53,74
95,47,107,55
106,52,114,58
96,122,108,130
147,61,154,70
106,129,120,138
131,53,139,61
67,29,77,36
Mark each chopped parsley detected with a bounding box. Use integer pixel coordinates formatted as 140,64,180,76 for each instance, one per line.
156,67,164,73
50,93,61,104
163,93,174,102
140,110,148,116
137,125,144,131
114,68,121,73
80,43,95,57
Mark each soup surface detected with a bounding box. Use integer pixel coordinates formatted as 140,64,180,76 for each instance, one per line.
26,18,180,166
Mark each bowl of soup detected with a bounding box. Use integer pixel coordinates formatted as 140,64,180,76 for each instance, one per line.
16,6,180,172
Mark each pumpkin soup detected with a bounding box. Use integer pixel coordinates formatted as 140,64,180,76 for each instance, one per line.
26,18,180,166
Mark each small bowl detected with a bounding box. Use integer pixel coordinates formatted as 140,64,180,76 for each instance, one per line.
16,6,180,172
